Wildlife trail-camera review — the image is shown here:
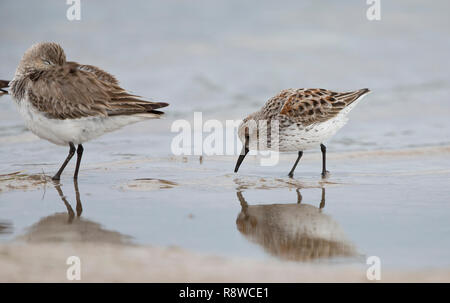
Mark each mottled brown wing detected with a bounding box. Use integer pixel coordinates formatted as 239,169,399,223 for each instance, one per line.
27,62,168,119
279,88,369,125
68,62,119,85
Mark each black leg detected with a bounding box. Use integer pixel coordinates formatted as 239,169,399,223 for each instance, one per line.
236,191,250,220
319,188,325,210
237,192,248,209
74,179,83,217
53,181,75,223
288,151,303,178
74,144,84,179
296,188,303,204
52,143,76,181
320,144,329,178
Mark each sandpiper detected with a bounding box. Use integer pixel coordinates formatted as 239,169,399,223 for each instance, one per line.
9,42,168,180
234,88,370,177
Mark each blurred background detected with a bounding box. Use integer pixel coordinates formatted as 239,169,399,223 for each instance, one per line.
1,0,449,151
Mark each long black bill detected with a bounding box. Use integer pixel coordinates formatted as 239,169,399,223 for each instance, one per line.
234,145,249,173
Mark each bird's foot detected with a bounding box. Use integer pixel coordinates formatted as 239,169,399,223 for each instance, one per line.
321,170,330,179
288,172,294,178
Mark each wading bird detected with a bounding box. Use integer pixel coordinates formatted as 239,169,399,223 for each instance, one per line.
234,88,370,178
8,42,168,180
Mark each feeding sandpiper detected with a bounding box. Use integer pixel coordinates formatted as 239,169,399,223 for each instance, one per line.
8,42,168,180
234,88,370,178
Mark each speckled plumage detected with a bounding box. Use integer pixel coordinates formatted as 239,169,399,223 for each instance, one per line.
9,42,169,180
9,42,169,146
236,190,356,261
10,43,168,121
239,88,369,152
235,87,370,177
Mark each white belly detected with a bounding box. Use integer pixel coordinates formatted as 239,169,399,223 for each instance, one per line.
15,98,154,146
274,98,362,152
278,115,348,151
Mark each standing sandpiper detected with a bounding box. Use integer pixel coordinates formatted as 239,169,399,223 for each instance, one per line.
234,88,370,178
8,42,168,180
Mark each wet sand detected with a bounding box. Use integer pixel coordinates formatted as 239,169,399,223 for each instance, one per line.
1,145,450,282
1,243,450,282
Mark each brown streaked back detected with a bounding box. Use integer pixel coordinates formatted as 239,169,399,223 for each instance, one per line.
68,62,119,85
12,61,168,119
269,88,369,126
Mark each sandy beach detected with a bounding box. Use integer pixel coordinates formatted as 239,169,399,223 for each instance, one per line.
2,243,450,283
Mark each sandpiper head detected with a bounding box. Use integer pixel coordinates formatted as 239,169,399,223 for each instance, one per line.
15,42,66,76
237,114,258,145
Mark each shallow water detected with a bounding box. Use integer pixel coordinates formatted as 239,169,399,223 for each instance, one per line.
1,141,449,270
0,0,450,272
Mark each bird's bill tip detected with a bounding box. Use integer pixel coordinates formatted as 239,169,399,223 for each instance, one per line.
234,156,241,172
234,147,249,173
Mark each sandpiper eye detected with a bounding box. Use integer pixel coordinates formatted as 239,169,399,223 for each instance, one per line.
43,59,52,65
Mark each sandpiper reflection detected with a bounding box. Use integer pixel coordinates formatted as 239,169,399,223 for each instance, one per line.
236,188,356,262
17,180,131,244
54,180,82,223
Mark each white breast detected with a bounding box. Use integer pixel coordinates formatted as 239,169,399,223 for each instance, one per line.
15,98,154,146
278,115,348,151
275,97,364,152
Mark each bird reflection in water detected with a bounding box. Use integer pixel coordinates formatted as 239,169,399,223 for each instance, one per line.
17,180,131,244
236,188,357,262
54,180,82,223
